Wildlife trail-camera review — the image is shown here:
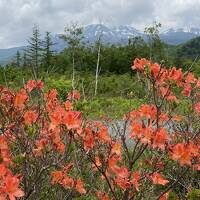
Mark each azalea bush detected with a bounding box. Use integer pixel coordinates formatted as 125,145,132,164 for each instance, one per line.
0,58,199,200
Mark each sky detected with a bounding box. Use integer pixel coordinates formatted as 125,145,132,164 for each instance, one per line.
0,0,200,48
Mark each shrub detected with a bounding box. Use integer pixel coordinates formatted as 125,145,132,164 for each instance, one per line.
0,58,199,200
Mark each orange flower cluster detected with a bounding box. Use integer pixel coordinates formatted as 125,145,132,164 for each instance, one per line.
132,58,200,104
51,163,86,194
128,104,169,150
0,136,24,200
131,58,200,167
24,79,44,92
0,57,199,199
170,142,199,166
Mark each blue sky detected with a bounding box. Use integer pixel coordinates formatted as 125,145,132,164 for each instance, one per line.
0,0,200,48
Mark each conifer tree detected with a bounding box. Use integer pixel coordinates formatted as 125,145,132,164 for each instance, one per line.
26,25,42,78
16,51,21,68
42,31,55,71
22,52,28,68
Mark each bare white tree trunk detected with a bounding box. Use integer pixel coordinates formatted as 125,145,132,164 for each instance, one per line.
72,51,75,93
81,79,86,101
94,40,101,96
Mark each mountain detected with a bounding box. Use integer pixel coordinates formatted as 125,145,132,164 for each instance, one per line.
83,25,200,45
84,24,142,44
160,28,199,45
1,24,200,65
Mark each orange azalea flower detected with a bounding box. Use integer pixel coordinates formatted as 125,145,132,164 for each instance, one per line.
194,163,200,171
159,192,169,200
3,176,24,200
152,128,169,150
0,149,12,166
130,122,143,138
196,78,200,88
172,115,183,122
129,109,140,120
2,150,12,163
83,128,94,151
140,104,157,119
68,91,81,100
115,166,129,179
111,142,122,156
182,84,192,97
130,171,140,191
115,177,131,190
75,179,86,194
98,126,111,143
37,80,44,90
160,86,170,98
0,164,10,177
96,191,110,200
64,100,73,111
185,72,196,84
63,111,82,130
23,110,38,125
92,156,102,171
141,126,153,144
150,172,169,185
73,91,81,100
49,107,65,125
170,143,196,166
35,139,47,150
156,70,167,85
160,87,178,102
56,141,65,154
49,113,62,126
167,94,178,102
14,89,28,109
63,163,74,173
51,171,63,185
95,156,102,167
132,58,150,71
24,80,36,92
150,62,160,78
194,103,200,115
169,67,183,82
159,113,169,124
108,155,121,172
0,136,8,150
61,176,74,189
45,89,57,101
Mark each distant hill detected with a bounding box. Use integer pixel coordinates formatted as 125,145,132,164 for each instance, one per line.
1,24,200,65
176,36,200,60
0,46,26,65
160,29,197,45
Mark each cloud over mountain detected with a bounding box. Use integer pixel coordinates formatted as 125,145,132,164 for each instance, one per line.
0,0,200,48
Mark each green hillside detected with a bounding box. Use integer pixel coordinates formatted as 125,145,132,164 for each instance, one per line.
176,36,200,59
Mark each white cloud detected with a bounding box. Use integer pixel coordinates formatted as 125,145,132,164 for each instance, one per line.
0,0,199,48
153,0,200,30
